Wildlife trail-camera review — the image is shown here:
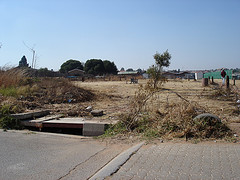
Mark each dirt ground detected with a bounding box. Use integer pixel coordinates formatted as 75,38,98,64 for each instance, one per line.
74,79,240,135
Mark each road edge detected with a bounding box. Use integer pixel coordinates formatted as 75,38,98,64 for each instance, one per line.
89,142,145,180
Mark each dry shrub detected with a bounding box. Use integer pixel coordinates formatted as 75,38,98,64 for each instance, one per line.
115,83,233,140
210,87,232,101
21,78,95,104
209,86,240,115
158,102,232,139
0,68,25,87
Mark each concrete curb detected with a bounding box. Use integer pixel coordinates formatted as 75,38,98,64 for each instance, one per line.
10,110,50,120
1,129,92,139
89,142,145,180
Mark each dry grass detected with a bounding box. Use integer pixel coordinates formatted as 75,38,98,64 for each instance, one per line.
1,68,239,139
75,79,240,122
157,101,231,139
0,67,25,87
75,78,240,140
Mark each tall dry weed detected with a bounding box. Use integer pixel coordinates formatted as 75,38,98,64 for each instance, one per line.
0,67,25,87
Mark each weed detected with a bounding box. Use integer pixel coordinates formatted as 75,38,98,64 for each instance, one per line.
0,85,36,98
142,128,160,138
0,68,25,87
0,86,18,97
102,122,128,137
0,104,22,129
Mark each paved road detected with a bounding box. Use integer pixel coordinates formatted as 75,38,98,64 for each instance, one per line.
0,130,129,180
110,142,240,180
2,130,240,180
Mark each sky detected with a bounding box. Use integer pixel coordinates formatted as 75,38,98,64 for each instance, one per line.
0,0,240,71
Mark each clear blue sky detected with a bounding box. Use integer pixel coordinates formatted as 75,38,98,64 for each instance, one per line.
0,0,240,71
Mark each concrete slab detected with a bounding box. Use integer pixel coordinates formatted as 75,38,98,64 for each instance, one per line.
41,118,85,129
20,115,63,128
20,117,112,136
11,110,50,120
44,117,85,124
83,123,105,136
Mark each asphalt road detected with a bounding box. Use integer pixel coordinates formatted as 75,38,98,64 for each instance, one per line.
0,130,128,180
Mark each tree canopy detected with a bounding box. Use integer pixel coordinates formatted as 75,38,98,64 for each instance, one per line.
147,50,171,88
60,59,83,73
103,60,118,75
154,50,171,68
84,59,104,75
126,68,134,72
19,55,29,67
84,59,117,75
120,67,125,71
37,68,55,77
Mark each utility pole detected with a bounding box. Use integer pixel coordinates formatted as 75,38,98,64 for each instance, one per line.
23,41,36,69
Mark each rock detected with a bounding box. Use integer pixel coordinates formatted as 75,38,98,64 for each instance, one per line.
91,110,104,116
193,113,221,123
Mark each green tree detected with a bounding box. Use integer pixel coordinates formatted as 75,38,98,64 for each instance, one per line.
137,68,143,74
37,68,54,77
126,68,134,72
60,59,83,73
84,59,105,76
147,50,171,88
19,56,29,67
120,67,125,71
103,60,118,75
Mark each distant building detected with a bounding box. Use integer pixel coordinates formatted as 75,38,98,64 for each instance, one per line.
68,69,85,76
195,72,203,80
142,73,149,79
163,71,189,79
117,71,139,76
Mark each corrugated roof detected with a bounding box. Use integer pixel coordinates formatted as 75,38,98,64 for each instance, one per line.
68,69,85,73
117,71,138,75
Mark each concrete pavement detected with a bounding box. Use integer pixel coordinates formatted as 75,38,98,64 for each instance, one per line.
0,130,130,180
109,142,240,180
2,129,240,180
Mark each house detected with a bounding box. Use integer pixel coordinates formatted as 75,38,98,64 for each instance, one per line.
117,71,139,76
195,72,203,80
162,71,189,79
117,71,142,80
68,69,85,76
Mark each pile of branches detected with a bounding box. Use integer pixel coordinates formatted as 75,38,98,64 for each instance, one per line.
20,78,95,104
